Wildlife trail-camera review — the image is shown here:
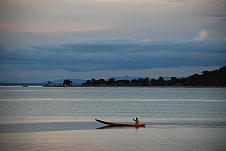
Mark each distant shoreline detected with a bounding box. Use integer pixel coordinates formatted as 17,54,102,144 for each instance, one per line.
75,85,226,88
1,84,226,88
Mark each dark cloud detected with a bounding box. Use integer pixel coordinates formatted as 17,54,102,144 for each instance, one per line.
0,39,226,72
205,14,226,18
198,13,226,23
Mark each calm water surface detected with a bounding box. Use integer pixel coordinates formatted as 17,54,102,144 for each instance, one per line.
0,87,226,151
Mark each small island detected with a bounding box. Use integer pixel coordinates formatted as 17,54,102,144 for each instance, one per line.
43,79,73,87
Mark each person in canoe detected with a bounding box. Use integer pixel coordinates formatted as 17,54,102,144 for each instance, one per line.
133,117,140,124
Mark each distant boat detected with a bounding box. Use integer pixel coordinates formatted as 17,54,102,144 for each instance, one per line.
95,119,146,128
22,84,28,87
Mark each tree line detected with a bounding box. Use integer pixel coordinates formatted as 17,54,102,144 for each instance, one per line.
81,66,226,87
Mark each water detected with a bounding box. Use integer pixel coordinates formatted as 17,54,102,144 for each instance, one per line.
0,87,226,151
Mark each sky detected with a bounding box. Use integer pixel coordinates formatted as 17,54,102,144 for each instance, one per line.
0,0,226,83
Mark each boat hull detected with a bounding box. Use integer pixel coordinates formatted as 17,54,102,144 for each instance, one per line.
95,119,146,127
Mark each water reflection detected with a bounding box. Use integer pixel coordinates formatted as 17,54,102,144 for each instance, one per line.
96,125,145,129
1,128,226,151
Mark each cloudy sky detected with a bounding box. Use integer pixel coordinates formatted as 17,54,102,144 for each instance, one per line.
0,0,226,82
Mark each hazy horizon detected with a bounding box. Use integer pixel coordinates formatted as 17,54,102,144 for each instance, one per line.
1,66,224,84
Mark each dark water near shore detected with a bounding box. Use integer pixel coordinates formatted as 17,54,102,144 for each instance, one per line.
0,87,226,151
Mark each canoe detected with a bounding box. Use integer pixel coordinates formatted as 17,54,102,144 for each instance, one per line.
95,119,146,127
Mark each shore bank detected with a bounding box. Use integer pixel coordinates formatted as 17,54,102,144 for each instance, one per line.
74,85,226,88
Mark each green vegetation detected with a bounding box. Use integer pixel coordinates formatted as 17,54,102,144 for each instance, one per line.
81,66,226,87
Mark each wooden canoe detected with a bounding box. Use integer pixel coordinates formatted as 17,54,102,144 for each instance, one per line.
95,119,146,127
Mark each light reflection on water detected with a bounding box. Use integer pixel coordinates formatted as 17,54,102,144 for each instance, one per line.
1,128,226,151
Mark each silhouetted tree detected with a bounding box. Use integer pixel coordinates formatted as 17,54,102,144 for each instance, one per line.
107,78,116,85
96,79,106,86
157,76,165,86
85,80,91,85
63,79,73,86
150,78,156,86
